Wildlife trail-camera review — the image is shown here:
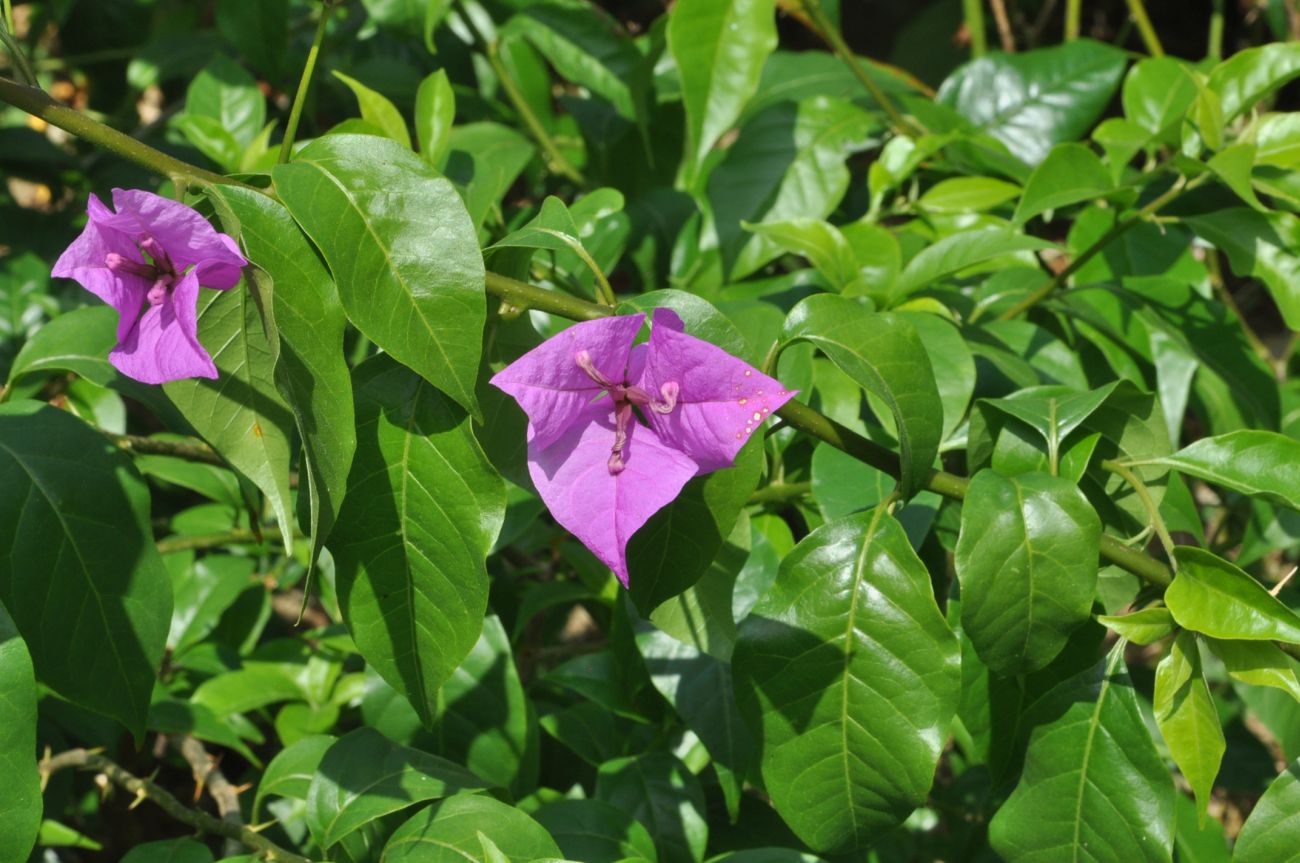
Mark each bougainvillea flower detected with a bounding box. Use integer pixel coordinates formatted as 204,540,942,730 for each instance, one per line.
491,309,794,585
52,188,247,384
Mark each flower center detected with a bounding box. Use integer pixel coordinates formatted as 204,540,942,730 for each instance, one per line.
575,349,679,474
105,234,179,306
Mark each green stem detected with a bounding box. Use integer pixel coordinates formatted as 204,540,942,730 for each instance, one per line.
104,432,225,467
279,4,332,165
0,13,37,86
1208,0,1225,60
0,76,245,188
1206,250,1275,372
1103,459,1177,566
486,42,586,186
485,271,609,320
1064,0,1082,40
995,172,1199,321
797,0,921,136
748,481,812,506
962,0,987,56
1124,0,1165,57
0,46,138,73
156,529,278,554
1,0,12,34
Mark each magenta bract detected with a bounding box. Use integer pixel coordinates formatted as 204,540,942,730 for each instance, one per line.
491,308,794,586
52,188,247,384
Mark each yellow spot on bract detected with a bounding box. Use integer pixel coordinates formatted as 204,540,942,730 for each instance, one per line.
744,370,752,376
738,398,747,405
735,432,743,439
752,411,762,421
762,407,770,414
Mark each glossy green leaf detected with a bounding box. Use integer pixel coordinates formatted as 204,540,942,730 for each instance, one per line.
215,0,288,78
1208,143,1268,211
937,40,1128,165
783,295,943,498
186,55,265,148
445,122,536,230
533,799,660,863
1154,631,1223,819
333,71,411,148
415,69,455,169
711,97,875,281
207,185,356,566
668,0,777,178
917,176,1021,213
253,733,335,818
1255,113,1300,168
504,1,645,123
1097,608,1176,645
274,134,486,417
1207,638,1300,702
385,794,562,863
982,382,1117,473
595,753,708,863
173,114,243,172
955,470,1101,676
1166,547,1300,643
1185,208,1300,331
432,616,532,789
164,283,296,552
1151,430,1300,512
742,219,857,291
1233,758,1300,863
120,838,213,863
1012,143,1113,224
329,356,504,726
0,401,170,740
1121,56,1196,137
167,555,253,653
732,509,960,853
0,602,39,863
306,727,488,848
1208,41,1300,120
893,228,1054,299
637,622,754,820
988,644,1175,862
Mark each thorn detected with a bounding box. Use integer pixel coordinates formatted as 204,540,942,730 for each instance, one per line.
246,820,278,834
129,787,148,810
232,782,254,796
1270,566,1297,597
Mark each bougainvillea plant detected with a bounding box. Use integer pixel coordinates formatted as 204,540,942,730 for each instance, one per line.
5,0,1300,862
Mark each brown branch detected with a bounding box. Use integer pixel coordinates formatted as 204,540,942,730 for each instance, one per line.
173,736,243,859
104,432,225,467
39,749,312,863
988,0,1016,51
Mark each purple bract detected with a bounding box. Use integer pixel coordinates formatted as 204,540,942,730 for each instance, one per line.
491,308,795,586
53,188,247,384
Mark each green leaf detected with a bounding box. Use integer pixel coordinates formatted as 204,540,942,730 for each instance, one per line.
0,401,170,741
168,555,254,652
982,382,1118,473
1097,607,1176,645
533,799,659,863
207,186,356,566
1206,638,1300,702
937,39,1128,165
445,123,536,231
415,69,455,169
636,622,755,821
120,838,213,863
1121,56,1197,137
186,55,265,148
173,114,243,172
1208,142,1268,211
1166,547,1300,643
668,0,777,178
384,794,562,862
1233,758,1300,862
1255,113,1300,168
732,508,960,853
163,285,296,552
274,134,486,417
955,470,1101,677
988,644,1175,862
893,228,1055,299
215,0,289,79
503,1,646,123
917,176,1021,214
1154,631,1224,819
306,728,488,848
148,698,260,765
332,70,412,148
432,616,533,790
1012,143,1113,224
253,733,335,818
1151,430,1300,512
1208,41,1300,121
783,295,943,498
710,97,875,281
595,753,709,863
1186,207,1300,331
741,219,858,291
0,602,39,863
329,356,504,726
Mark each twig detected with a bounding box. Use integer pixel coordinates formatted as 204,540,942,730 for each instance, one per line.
173,736,244,859
748,481,812,506
1124,0,1165,57
962,0,987,56
279,3,333,164
157,529,275,554
39,748,312,863
104,432,225,467
988,0,1015,51
1271,566,1298,598
1065,0,1082,40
